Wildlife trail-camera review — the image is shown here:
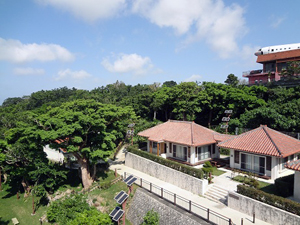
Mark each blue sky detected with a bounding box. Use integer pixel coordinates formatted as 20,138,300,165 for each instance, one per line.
0,0,299,104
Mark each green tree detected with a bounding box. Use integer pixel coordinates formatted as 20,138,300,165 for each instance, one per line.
47,194,90,224
67,208,112,225
171,82,203,121
225,74,239,86
280,61,300,79
38,100,136,189
142,209,159,225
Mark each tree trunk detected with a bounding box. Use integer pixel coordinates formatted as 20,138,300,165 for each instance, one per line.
153,110,157,120
79,158,93,190
208,109,212,128
21,178,31,197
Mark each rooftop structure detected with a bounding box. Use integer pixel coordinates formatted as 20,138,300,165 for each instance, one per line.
243,43,300,85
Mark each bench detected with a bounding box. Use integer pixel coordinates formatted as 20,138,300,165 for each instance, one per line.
12,218,19,225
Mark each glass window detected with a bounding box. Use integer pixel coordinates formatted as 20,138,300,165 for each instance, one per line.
234,151,240,164
266,156,271,171
173,145,176,158
197,146,210,160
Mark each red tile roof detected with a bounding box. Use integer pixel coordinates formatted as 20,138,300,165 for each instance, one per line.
218,125,300,158
138,120,234,146
286,159,300,171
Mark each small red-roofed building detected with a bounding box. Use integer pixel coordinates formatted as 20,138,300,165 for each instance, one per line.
218,125,300,180
286,160,300,201
137,120,233,165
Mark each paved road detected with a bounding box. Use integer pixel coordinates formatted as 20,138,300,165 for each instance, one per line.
110,147,271,225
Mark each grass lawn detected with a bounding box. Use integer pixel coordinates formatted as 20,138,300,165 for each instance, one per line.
232,175,277,194
211,167,226,176
0,184,51,225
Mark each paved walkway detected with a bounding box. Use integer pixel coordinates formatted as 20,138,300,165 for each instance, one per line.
110,148,271,225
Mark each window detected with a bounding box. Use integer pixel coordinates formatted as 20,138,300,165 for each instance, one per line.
173,145,176,158
188,147,191,158
241,154,251,170
266,156,271,171
169,143,172,153
197,146,210,160
172,145,188,161
212,144,216,154
152,142,157,154
234,151,240,164
271,49,274,52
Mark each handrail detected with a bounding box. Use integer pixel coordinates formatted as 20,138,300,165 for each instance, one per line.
124,172,232,225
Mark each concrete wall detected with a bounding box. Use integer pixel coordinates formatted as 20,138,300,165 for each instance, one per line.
228,191,300,225
127,188,210,225
294,171,300,202
125,152,208,195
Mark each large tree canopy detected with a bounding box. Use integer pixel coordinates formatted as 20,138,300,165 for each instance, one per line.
37,99,136,189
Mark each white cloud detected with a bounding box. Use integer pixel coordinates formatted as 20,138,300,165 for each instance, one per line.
36,0,127,22
0,38,74,63
101,53,153,75
13,67,45,75
132,0,246,58
184,74,202,82
270,16,286,28
55,69,91,81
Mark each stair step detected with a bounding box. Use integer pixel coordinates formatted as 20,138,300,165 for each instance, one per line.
204,185,228,205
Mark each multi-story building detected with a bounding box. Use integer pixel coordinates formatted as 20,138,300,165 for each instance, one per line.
243,43,300,85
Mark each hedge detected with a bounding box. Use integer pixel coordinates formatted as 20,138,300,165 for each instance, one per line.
126,146,204,179
237,184,300,216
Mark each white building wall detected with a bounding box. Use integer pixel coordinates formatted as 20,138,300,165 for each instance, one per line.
43,145,64,163
294,171,300,202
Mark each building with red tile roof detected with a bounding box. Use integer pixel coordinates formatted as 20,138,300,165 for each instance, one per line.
286,159,300,202
138,120,233,165
218,125,300,179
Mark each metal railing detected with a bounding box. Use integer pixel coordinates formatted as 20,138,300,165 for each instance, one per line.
124,172,232,225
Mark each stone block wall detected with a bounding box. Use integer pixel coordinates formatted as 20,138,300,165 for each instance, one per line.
228,191,300,225
125,152,208,195
127,188,210,225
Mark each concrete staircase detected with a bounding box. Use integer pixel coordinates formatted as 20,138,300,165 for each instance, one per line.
204,185,228,205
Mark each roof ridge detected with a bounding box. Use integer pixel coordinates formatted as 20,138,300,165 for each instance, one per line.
191,122,194,145
263,126,283,157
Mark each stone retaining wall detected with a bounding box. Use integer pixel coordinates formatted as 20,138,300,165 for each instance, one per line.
125,152,208,195
127,188,210,225
228,191,300,225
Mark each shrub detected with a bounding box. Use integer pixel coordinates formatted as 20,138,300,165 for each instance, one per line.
99,181,112,190
237,185,300,216
142,209,159,225
47,194,90,224
127,146,204,179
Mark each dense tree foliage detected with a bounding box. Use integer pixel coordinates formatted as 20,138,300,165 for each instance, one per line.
1,79,300,194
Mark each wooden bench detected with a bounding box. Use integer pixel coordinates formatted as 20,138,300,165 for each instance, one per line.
12,218,19,225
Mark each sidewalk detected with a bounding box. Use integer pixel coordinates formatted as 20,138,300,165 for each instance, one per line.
110,148,271,225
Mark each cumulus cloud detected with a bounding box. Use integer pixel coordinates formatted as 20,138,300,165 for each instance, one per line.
0,38,74,63
132,0,246,58
55,69,91,81
36,0,127,22
184,74,202,82
13,67,45,75
101,53,153,75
